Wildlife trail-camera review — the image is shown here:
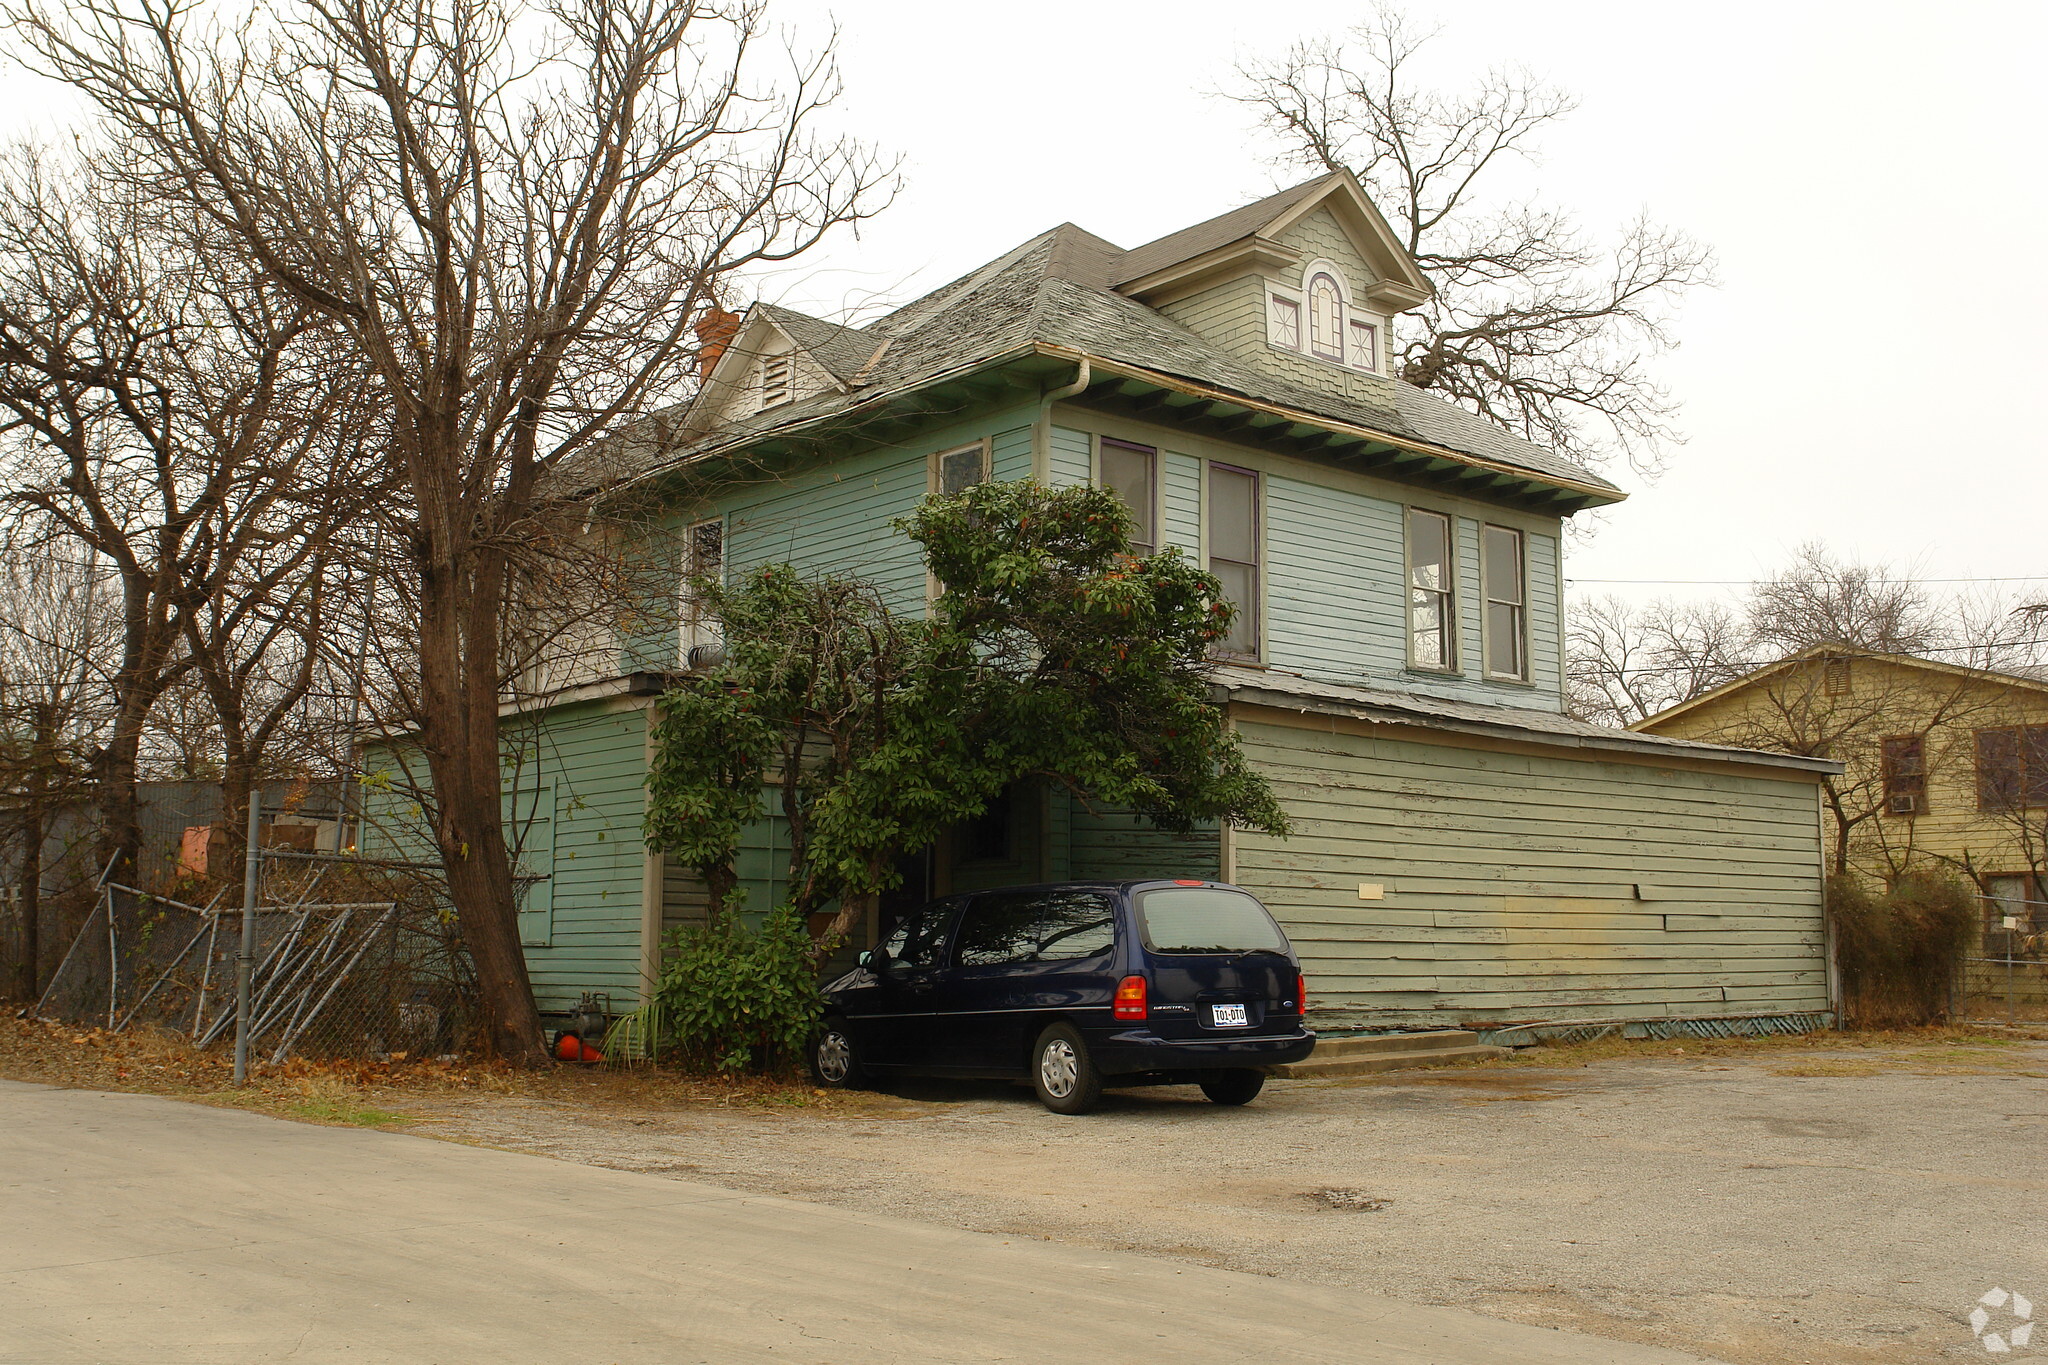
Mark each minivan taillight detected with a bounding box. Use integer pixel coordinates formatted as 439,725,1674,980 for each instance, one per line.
1295,972,1308,1014
1113,975,1148,1021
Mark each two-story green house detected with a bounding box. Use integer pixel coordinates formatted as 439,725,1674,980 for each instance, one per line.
432,171,1839,1039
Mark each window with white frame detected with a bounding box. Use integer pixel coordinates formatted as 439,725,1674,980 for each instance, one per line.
1098,438,1157,554
935,442,989,497
1407,508,1456,671
1348,318,1379,372
1268,294,1301,350
1208,463,1260,658
1482,525,1527,680
758,353,791,410
1307,272,1344,361
680,518,725,660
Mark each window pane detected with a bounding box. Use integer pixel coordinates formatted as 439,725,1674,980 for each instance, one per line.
1035,890,1118,961
954,891,1043,967
1484,526,1523,605
2027,725,2048,805
1308,273,1343,359
1208,466,1257,565
1408,510,1449,592
880,901,955,970
1269,296,1300,349
939,445,986,497
1979,728,2022,809
1487,602,1524,677
1411,591,1450,669
1210,559,1257,656
1349,319,1377,370
1099,440,1156,551
1137,888,1288,955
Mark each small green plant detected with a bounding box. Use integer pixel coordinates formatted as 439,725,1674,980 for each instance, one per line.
1830,869,1976,1027
630,905,823,1075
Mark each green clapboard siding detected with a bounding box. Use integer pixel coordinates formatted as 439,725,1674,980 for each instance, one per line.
991,424,1034,481
1161,451,1202,556
1047,424,1091,488
1229,718,1827,1029
1067,792,1221,882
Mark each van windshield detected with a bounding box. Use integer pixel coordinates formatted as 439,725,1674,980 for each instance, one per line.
1136,887,1288,955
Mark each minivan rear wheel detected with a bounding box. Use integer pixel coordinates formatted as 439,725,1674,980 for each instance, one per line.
1198,1069,1265,1106
1030,1023,1102,1115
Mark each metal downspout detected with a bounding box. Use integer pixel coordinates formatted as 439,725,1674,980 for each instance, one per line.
1031,358,1091,481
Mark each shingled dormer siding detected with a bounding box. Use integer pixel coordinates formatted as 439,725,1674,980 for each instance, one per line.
1154,207,1403,408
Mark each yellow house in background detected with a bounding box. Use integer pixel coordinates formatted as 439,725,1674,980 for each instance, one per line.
1633,647,2048,1001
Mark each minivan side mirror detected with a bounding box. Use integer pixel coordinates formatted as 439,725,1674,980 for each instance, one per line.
857,949,874,969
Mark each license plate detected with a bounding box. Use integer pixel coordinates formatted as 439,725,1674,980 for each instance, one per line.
1210,1003,1249,1028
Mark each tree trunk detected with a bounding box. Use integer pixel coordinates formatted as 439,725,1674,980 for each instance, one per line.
414,543,548,1065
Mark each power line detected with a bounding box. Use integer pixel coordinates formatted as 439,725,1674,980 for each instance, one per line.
1567,574,2048,586
1573,639,2048,679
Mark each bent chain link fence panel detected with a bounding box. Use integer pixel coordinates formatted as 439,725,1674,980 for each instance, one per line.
31,860,480,1062
1966,891,2048,1018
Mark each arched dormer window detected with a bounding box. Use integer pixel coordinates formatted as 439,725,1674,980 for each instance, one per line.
1307,272,1344,361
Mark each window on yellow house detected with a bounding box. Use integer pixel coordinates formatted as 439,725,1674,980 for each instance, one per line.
1976,724,2048,809
1880,734,1926,815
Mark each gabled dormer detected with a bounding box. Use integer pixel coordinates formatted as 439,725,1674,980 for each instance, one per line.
681,303,878,438
1112,171,1431,404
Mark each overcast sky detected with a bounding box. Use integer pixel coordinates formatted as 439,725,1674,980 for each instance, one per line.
4,0,2041,612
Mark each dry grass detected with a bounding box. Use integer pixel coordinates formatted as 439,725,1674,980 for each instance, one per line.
0,1014,849,1126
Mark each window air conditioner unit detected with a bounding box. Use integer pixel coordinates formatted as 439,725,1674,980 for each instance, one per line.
1889,793,1921,815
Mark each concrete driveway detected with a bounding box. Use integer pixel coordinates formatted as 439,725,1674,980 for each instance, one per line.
0,1080,1722,1365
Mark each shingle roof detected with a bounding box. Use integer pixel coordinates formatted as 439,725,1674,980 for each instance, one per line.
1110,174,1340,286
595,193,1623,502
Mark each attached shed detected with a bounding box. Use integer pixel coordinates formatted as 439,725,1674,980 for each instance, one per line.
1213,668,1841,1035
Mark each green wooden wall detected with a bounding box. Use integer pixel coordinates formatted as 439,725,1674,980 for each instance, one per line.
1229,715,1829,1030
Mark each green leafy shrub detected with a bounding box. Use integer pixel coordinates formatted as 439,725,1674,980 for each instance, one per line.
1830,869,1976,1027
637,905,822,1075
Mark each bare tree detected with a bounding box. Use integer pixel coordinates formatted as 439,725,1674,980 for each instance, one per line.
0,542,112,999
4,0,893,1060
1744,543,1943,655
1566,594,1745,727
1228,5,1714,473
0,150,363,884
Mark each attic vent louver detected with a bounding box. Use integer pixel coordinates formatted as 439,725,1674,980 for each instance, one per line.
759,354,791,410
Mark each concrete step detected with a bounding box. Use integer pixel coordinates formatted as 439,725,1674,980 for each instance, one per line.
1307,1029,1486,1058
1267,1031,1511,1079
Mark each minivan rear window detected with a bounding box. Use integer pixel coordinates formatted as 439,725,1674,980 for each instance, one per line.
1136,887,1288,954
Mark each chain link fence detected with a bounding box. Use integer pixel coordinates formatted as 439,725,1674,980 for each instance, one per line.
30,851,479,1064
1966,891,2047,1020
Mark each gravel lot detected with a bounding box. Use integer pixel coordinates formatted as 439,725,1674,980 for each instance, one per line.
396,1034,2048,1365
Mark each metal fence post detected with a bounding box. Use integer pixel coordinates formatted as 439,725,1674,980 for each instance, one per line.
234,795,262,1085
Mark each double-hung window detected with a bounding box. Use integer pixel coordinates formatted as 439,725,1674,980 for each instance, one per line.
1880,734,1927,814
1098,439,1157,554
1482,525,1528,680
1208,463,1260,658
680,518,725,660
1407,508,1456,671
1977,725,2048,809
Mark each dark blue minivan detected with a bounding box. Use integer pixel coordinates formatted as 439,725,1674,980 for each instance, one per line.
808,880,1315,1113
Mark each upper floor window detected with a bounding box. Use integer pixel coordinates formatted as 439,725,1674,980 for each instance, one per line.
1268,295,1300,350
680,517,725,659
1407,508,1456,671
1307,272,1344,361
1976,725,2048,809
758,353,791,410
1267,262,1383,375
1208,463,1260,659
1482,525,1527,681
935,441,989,497
1880,734,1927,815
1098,438,1157,554
1349,319,1379,371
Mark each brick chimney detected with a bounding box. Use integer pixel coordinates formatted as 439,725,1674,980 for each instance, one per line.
694,306,741,376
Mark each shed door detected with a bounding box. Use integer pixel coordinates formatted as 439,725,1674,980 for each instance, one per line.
506,783,555,947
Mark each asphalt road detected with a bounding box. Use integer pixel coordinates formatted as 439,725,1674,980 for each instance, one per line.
0,1079,1724,1365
